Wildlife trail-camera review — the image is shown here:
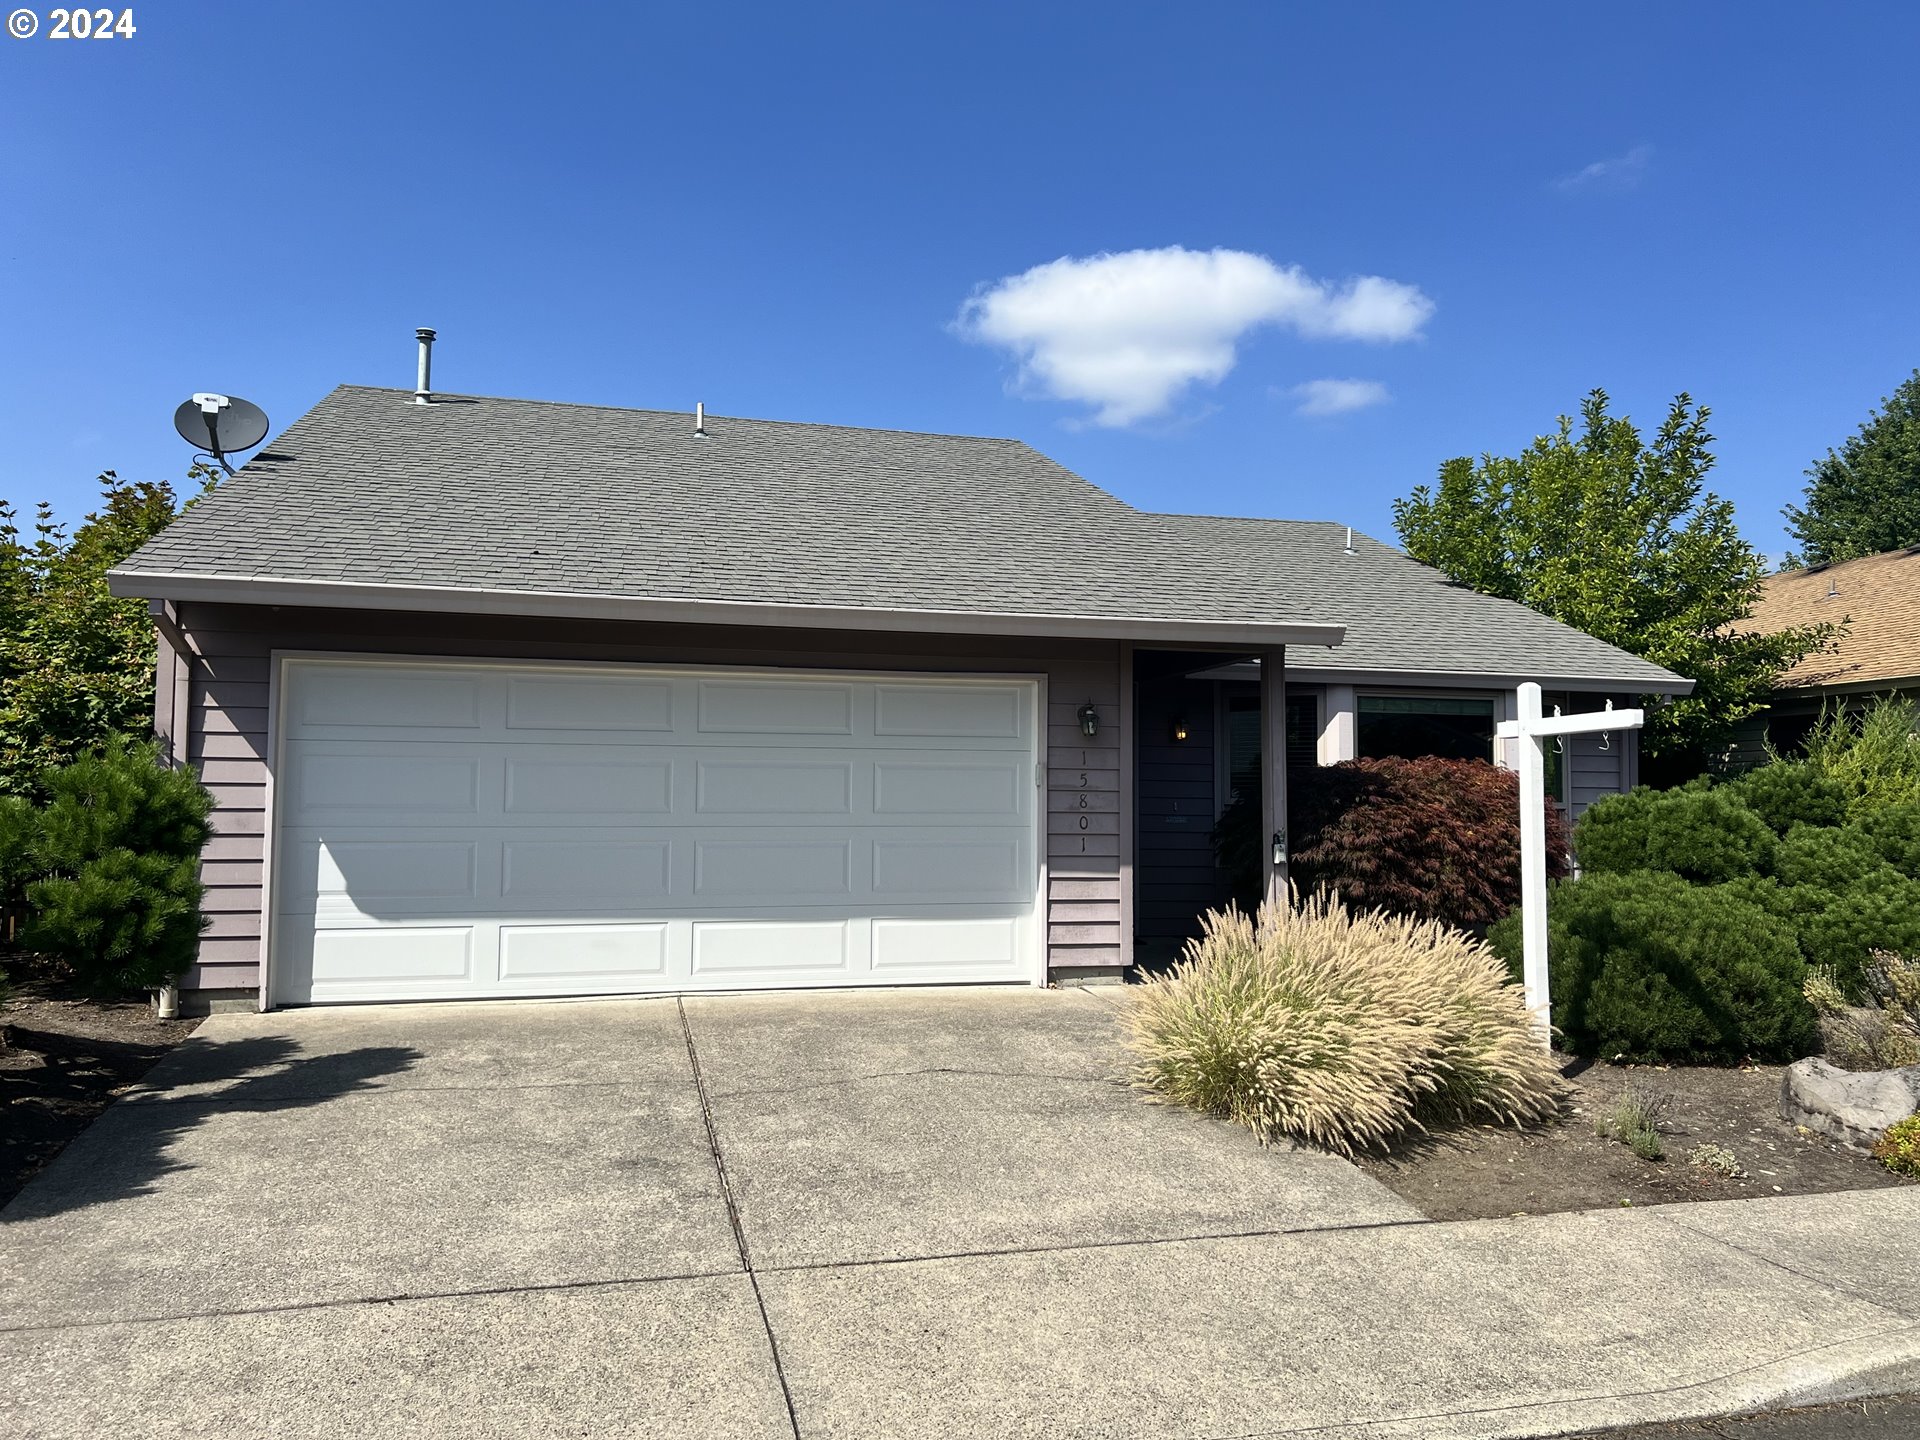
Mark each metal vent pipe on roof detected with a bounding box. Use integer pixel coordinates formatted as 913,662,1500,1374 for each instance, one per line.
695,401,707,437
414,328,436,405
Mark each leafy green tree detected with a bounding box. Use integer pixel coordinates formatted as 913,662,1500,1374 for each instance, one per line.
0,467,211,795
1392,391,1833,761
1783,369,1920,567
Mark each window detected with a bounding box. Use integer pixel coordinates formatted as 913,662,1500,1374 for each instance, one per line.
1220,692,1319,810
1357,693,1495,762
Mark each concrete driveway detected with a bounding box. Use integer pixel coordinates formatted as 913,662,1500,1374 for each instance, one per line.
0,985,1417,1438
9,986,1920,1440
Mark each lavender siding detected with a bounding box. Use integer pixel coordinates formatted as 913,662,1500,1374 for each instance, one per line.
169,602,1126,995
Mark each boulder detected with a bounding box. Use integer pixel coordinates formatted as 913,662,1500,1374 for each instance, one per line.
1779,1057,1920,1153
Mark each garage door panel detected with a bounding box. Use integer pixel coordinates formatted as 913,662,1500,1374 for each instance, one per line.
873,758,1026,818
498,923,669,984
309,840,479,906
505,674,675,733
692,920,851,976
289,668,483,732
291,753,481,815
504,756,674,815
310,926,476,989
272,661,1041,1003
501,840,672,901
871,917,1021,973
693,838,854,898
874,682,1027,739
694,758,854,815
872,836,1026,898
697,680,855,735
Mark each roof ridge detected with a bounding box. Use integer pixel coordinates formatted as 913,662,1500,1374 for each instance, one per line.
333,384,1028,446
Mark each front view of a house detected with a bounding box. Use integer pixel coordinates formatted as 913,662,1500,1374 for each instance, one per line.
109,384,1689,1012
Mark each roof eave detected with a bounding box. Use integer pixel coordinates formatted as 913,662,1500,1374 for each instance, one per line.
1190,658,1696,697
106,569,1347,649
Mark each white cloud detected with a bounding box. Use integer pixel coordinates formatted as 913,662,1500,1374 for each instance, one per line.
1288,378,1391,417
954,246,1433,427
1553,145,1652,194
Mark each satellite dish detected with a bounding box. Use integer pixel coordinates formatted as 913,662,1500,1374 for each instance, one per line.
173,393,269,474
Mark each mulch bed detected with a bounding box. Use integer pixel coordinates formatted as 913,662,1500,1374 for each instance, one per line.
1,957,200,1209
1356,1054,1916,1220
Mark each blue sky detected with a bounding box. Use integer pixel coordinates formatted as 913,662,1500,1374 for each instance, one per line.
4,2,1917,561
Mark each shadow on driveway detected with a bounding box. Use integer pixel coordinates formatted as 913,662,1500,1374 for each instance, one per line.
1,1035,421,1223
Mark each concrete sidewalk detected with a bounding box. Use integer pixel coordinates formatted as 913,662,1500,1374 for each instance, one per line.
3,990,1918,1438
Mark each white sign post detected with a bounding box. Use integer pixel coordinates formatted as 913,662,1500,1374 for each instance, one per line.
1495,682,1645,1044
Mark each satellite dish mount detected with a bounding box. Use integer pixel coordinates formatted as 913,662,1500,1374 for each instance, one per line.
173,392,270,476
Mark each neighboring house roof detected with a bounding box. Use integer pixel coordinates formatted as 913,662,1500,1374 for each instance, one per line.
110,383,1689,691
1745,547,1920,691
1157,514,1692,694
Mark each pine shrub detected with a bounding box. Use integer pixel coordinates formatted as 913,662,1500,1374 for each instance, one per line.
1725,761,1849,835
1771,823,1891,892
1793,879,1920,997
1856,805,1920,878
1799,697,1920,816
1488,870,1815,1063
1124,893,1565,1155
20,737,212,993
1282,757,1569,931
1574,785,1773,883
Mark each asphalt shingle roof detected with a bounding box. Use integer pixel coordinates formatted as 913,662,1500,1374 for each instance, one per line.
119,386,1339,631
1742,547,1920,690
115,384,1689,690
1157,514,1690,691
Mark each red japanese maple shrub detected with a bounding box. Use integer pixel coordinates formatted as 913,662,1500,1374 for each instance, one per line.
1288,757,1570,931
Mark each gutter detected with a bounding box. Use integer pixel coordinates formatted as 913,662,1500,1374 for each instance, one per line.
106,569,1348,650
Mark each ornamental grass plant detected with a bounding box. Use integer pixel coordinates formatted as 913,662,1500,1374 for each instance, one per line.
1123,892,1565,1155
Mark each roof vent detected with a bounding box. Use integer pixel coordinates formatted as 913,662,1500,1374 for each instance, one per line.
1827,576,1840,600
414,328,436,405
695,401,707,438
1343,526,1356,556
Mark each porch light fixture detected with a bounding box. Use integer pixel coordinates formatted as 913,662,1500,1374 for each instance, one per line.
1077,702,1099,737
1170,717,1190,742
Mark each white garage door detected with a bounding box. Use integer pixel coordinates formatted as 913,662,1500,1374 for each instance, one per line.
269,659,1043,1004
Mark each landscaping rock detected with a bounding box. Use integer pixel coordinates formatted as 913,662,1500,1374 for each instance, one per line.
1780,1057,1920,1152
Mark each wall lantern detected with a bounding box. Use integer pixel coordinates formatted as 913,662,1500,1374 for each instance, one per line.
1077,702,1099,737
1170,717,1190,742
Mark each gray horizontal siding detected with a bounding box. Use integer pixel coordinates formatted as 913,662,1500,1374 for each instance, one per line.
172,602,1123,994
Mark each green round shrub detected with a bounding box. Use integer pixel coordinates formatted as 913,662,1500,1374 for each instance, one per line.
1570,788,1661,875
1725,762,1849,835
1645,789,1776,883
1770,824,1893,892
1490,870,1814,1064
1574,787,1774,884
16,737,212,994
1793,876,1920,996
1856,805,1920,879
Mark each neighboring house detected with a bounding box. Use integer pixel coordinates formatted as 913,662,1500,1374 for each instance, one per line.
108,384,1690,1011
1725,547,1920,767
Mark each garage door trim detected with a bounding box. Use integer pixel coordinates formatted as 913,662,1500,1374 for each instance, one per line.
258,652,1049,1008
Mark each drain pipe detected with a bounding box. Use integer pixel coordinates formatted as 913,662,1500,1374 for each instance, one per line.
414,327,436,404
155,982,180,1020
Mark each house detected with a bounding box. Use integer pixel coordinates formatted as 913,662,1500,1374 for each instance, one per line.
108,383,1691,1012
1725,547,1920,766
